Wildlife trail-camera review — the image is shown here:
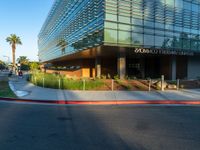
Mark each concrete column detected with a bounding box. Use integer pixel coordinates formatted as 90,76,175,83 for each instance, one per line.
95,57,101,78
118,53,126,79
172,56,176,80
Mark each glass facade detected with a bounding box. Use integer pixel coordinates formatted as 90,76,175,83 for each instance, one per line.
39,0,200,62
38,0,104,62
105,0,200,50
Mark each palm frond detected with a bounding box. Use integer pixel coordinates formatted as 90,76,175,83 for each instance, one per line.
6,34,22,45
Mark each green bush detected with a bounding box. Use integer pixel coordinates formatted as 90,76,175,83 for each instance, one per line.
29,73,104,90
101,74,107,79
114,75,119,80
107,74,111,79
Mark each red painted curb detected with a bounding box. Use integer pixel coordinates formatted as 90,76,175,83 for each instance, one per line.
0,97,200,105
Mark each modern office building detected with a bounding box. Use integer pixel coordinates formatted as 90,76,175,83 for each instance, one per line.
38,0,200,79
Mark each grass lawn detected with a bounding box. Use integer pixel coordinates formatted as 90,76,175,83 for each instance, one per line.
0,81,16,98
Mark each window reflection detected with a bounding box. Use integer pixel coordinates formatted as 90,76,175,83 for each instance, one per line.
155,36,164,48
144,34,154,48
132,33,143,46
104,29,117,43
118,31,131,44
103,0,200,52
39,0,200,62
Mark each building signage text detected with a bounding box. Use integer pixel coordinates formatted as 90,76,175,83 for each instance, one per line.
134,48,194,56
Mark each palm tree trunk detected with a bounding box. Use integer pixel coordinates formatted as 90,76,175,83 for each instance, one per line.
12,44,16,73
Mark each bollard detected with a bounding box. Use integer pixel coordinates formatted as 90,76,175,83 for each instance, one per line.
83,79,86,91
149,79,151,91
161,75,165,91
111,79,114,91
177,79,180,90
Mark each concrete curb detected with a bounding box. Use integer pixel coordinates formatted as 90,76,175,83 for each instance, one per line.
0,97,200,105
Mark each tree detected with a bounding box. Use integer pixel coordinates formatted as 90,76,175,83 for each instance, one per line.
29,62,40,71
0,60,6,70
17,56,29,70
6,34,22,72
17,56,29,64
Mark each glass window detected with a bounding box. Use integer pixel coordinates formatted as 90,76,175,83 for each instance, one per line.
174,26,182,32
192,3,198,12
164,37,174,49
183,27,190,33
155,22,164,29
174,32,180,38
165,31,174,37
174,37,182,49
166,0,174,7
191,29,198,35
132,25,143,33
183,1,191,10
155,36,165,48
105,22,117,29
155,30,164,36
118,24,131,31
144,34,154,47
118,31,131,44
165,24,174,31
191,39,198,50
144,28,154,34
119,15,130,23
144,20,154,27
158,0,165,4
175,0,183,8
104,29,118,43
132,33,143,46
182,38,190,50
132,18,143,25
105,13,117,21
198,40,200,51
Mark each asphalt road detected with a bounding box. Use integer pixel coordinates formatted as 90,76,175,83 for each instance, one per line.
0,103,199,150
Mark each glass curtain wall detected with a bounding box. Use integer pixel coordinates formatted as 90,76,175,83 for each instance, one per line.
38,0,104,62
104,0,200,52
39,0,200,62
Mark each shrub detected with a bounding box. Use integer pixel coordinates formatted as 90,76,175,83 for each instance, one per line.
107,73,111,79
114,75,119,80
29,72,104,90
101,74,107,79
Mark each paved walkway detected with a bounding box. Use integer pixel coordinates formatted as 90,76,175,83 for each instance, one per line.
7,74,200,101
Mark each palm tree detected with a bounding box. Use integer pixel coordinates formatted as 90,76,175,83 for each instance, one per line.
6,34,22,72
17,56,29,70
17,56,29,65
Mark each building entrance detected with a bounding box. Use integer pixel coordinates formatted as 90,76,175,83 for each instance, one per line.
127,56,173,79
127,58,143,78
145,57,161,79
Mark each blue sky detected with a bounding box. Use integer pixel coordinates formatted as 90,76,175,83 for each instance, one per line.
0,0,54,62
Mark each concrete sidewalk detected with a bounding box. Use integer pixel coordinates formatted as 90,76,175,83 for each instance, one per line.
8,75,200,101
